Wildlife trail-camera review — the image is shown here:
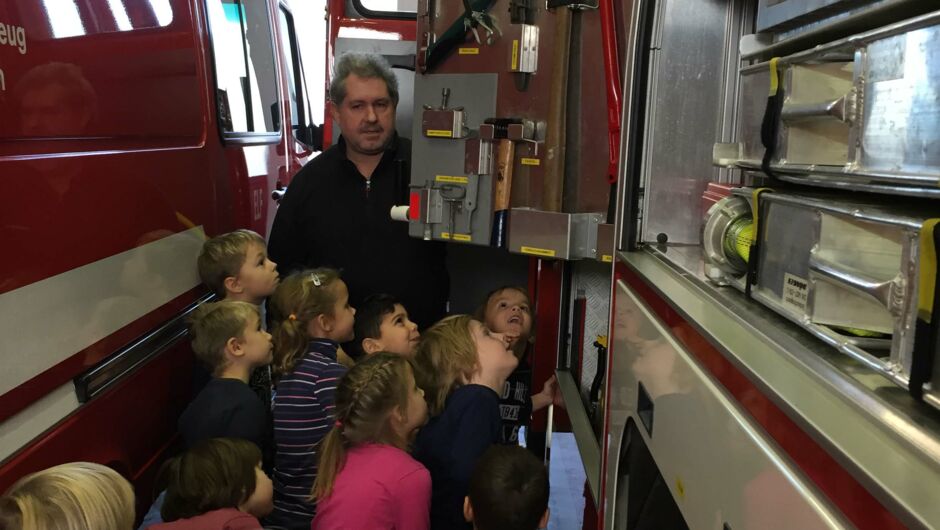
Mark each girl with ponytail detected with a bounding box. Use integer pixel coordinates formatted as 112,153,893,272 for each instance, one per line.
311,353,430,530
267,268,356,530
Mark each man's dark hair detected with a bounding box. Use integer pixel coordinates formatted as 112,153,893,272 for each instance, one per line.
349,293,400,358
468,445,549,530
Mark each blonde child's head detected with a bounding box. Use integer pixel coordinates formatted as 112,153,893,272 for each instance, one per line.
188,301,272,376
414,315,518,416
478,286,533,359
0,462,135,530
269,269,356,376
161,438,273,522
197,229,279,302
311,353,427,501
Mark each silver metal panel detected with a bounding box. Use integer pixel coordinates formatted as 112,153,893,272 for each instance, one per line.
710,189,933,405
596,223,615,263
607,276,848,529
408,74,498,245
730,15,940,192
618,249,940,529
859,24,940,182
507,208,572,259
570,213,606,260
640,0,734,245
757,0,866,32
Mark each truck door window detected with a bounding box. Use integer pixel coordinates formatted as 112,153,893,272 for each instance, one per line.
277,6,316,148
206,0,281,139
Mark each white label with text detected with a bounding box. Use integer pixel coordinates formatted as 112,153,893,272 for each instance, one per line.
782,272,809,314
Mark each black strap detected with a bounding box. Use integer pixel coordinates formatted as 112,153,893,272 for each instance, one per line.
909,225,940,401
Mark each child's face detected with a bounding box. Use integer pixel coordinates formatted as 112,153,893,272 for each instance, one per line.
240,314,273,367
470,320,518,380
234,242,280,301
484,289,532,348
329,280,356,343
400,367,428,439
240,464,274,518
375,304,420,356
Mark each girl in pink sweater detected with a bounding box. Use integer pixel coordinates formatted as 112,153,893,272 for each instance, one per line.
311,353,430,530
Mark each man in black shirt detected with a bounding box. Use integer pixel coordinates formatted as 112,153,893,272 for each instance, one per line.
268,52,448,329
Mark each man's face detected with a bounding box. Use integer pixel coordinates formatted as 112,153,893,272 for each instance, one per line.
330,74,396,157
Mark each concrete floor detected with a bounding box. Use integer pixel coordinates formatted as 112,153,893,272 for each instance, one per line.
547,433,586,530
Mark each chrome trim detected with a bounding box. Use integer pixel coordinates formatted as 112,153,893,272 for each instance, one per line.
74,292,215,403
557,369,600,499
618,249,940,528
741,4,940,61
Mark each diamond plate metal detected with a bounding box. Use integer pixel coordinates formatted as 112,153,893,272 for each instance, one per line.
569,260,612,398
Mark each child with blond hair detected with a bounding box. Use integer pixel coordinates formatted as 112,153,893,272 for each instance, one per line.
266,268,355,529
479,286,557,446
412,315,519,530
311,353,430,529
197,229,280,306
178,301,273,452
0,462,135,530
197,229,280,411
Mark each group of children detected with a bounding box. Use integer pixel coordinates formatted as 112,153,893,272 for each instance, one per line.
0,229,557,530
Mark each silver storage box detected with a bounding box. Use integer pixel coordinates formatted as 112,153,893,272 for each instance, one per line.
724,11,940,196
702,188,940,407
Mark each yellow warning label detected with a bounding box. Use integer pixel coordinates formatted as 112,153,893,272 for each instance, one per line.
521,246,556,258
601,254,613,263
511,40,519,71
426,129,454,138
676,477,685,500
459,47,480,55
441,232,472,242
521,158,541,166
435,175,468,184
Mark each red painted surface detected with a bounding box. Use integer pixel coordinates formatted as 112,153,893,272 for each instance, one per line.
613,261,908,530
599,0,622,185
0,0,311,504
530,259,571,433
0,337,194,517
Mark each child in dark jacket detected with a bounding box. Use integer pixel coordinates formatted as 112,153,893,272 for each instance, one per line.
149,438,272,530
412,315,519,530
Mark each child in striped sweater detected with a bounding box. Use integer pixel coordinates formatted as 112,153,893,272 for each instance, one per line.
265,268,356,530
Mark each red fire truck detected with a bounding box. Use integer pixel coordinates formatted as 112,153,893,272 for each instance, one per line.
0,0,321,511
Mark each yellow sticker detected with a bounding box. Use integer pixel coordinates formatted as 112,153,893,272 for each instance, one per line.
435,175,469,184
601,254,613,263
511,40,519,71
521,158,541,166
426,129,454,138
521,246,556,258
675,477,685,500
441,232,472,242
459,47,480,55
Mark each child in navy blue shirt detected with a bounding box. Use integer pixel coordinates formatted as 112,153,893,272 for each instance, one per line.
266,268,355,530
413,315,519,530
